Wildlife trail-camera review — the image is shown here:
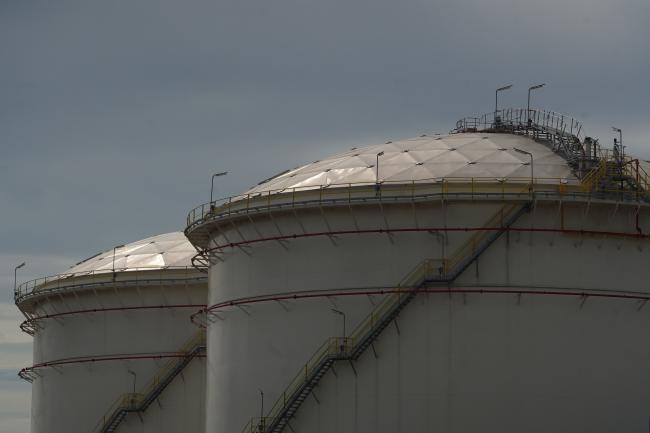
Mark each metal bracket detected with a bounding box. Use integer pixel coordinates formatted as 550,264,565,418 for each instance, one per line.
348,360,357,376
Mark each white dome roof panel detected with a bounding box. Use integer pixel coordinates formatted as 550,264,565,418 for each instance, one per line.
241,133,577,195
67,232,196,275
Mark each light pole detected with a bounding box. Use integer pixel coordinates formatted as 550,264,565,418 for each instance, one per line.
210,171,228,207
127,369,137,408
527,83,545,125
375,152,384,184
612,127,623,159
331,308,346,352
495,84,513,122
128,370,136,394
513,148,534,194
14,262,25,294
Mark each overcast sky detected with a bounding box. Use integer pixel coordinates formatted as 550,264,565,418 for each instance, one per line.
1,0,649,431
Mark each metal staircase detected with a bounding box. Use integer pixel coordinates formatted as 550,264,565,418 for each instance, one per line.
432,202,532,282
242,202,531,433
91,330,206,433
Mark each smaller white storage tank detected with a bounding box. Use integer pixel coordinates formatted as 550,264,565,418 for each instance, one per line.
14,232,207,433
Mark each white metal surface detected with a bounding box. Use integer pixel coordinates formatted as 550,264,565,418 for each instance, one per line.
18,232,207,433
68,231,197,274
245,133,576,195
193,132,650,433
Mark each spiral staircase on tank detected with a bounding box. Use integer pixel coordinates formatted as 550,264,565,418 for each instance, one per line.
241,201,532,433
91,329,206,433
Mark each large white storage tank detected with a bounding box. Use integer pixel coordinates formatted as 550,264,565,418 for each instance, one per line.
15,232,207,433
186,109,650,433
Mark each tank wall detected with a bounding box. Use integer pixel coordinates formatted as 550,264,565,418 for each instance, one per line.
27,281,206,433
204,199,650,432
119,358,206,433
290,293,650,433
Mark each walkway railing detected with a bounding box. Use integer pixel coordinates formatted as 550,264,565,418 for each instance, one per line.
187,177,581,230
454,108,584,140
454,108,585,165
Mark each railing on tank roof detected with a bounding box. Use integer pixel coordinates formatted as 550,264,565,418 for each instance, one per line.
14,265,206,305
185,176,650,233
454,108,584,141
454,108,586,166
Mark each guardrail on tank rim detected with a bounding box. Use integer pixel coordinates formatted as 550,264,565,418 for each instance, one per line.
14,266,206,305
186,178,650,236
186,178,572,227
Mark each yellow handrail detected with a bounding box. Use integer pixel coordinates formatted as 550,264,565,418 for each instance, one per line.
443,202,524,275
581,160,607,192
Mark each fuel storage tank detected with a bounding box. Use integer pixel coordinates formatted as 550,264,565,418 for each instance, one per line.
186,109,650,433
15,232,207,433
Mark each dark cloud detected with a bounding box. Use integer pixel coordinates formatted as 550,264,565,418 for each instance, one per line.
1,0,648,259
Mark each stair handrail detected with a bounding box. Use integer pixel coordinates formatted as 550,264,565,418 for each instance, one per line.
242,201,531,433
443,202,531,277
348,259,438,348
581,159,607,192
241,259,437,433
621,158,650,192
91,329,206,433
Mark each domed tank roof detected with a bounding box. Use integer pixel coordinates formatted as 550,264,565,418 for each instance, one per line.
244,132,577,195
68,231,196,274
